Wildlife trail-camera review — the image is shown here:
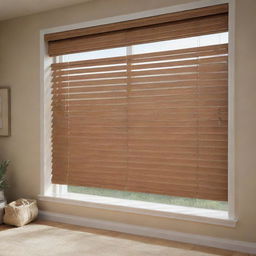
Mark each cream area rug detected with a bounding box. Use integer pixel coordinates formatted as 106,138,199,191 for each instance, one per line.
0,223,228,256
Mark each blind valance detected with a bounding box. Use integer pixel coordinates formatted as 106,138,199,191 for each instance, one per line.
45,4,228,56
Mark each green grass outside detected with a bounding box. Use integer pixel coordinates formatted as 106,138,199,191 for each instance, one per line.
68,186,228,211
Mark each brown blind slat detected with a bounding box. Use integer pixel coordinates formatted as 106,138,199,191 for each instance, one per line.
51,42,228,201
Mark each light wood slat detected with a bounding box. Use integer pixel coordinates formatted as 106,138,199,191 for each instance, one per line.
54,85,126,94
52,102,227,112
53,56,227,77
56,180,126,190
52,141,227,151
60,176,129,186
52,144,227,157
52,59,227,77
128,140,227,149
53,65,227,83
51,104,128,113
52,82,228,97
127,109,228,118
52,86,226,98
128,157,229,170
60,104,127,112
51,44,227,70
54,91,128,100
53,104,227,113
52,119,228,130
51,56,127,69
124,184,227,201
128,87,227,97
52,169,226,186
129,100,227,108
60,172,225,189
52,152,228,170
127,151,228,162
125,178,228,192
62,173,226,191
127,96,227,105
130,65,227,77
126,101,228,110
52,154,227,168
130,50,227,65
53,110,126,119
52,71,127,82
130,44,227,60
52,80,227,95
124,173,227,188
128,134,227,141
52,98,128,106
53,163,127,173
53,63,227,82
53,117,227,127
52,144,227,156
129,80,227,90
128,147,227,156
52,135,227,148
127,110,228,119
53,92,227,102
53,151,128,159
131,56,227,71
125,181,228,194
52,78,128,88
53,111,228,122
53,65,127,75
52,131,227,142
127,181,228,194
52,150,227,162
130,73,227,84
127,127,227,134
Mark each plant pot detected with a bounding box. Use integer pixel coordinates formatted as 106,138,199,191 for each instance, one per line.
0,201,6,224
0,190,5,202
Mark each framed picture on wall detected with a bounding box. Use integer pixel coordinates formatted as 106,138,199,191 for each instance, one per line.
0,88,10,136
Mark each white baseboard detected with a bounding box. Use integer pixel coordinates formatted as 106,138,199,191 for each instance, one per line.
39,210,256,254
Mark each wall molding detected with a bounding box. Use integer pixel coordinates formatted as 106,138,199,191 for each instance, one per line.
39,210,256,254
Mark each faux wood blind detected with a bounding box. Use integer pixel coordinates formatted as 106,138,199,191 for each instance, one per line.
51,42,228,201
45,4,228,56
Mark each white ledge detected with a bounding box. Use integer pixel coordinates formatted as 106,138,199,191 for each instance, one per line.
38,193,237,227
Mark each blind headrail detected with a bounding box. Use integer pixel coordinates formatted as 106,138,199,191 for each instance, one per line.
45,4,228,42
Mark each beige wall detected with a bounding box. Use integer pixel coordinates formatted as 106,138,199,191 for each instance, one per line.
0,0,256,243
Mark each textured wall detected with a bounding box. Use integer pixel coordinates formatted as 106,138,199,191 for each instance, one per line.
0,0,256,243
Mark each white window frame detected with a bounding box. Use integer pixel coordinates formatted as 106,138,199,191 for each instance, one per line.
39,0,236,227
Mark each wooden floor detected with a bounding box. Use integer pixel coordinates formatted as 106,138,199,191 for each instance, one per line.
0,220,254,256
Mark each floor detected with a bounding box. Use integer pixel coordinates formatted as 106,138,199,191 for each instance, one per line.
0,220,254,256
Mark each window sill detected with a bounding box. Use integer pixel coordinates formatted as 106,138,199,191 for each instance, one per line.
38,192,237,227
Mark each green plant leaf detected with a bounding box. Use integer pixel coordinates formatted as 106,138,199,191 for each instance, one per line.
0,160,10,190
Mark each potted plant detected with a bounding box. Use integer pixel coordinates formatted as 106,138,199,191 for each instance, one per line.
0,160,10,201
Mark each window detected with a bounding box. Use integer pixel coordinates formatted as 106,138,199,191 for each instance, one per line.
43,3,232,220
